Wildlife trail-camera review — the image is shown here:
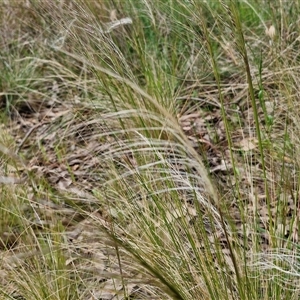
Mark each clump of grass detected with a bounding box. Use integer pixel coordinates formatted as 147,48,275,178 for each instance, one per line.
1,0,300,299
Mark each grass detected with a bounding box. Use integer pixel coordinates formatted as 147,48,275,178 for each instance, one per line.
1,0,300,299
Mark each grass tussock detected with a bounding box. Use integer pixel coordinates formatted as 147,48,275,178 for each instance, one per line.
1,0,300,299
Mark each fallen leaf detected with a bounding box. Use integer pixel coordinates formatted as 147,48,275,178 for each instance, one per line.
0,176,26,184
235,137,258,151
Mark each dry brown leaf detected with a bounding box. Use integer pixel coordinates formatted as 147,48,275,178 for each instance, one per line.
0,176,26,184
235,137,258,151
